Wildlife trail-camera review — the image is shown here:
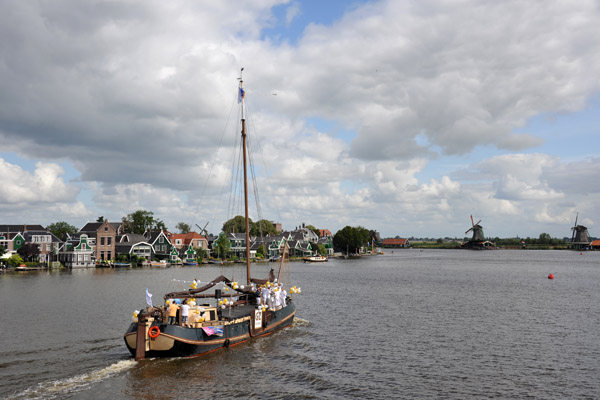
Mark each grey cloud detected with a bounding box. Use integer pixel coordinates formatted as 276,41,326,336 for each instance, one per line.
544,157,600,195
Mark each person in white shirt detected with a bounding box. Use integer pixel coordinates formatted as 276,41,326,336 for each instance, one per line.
180,302,191,326
262,286,269,307
279,286,287,307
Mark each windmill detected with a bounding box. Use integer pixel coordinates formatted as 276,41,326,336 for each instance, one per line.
570,213,590,250
461,215,494,249
195,222,209,237
465,215,485,242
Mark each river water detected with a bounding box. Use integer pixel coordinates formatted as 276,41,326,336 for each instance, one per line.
1,249,599,399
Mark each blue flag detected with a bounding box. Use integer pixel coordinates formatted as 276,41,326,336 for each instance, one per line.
238,87,245,103
146,288,153,307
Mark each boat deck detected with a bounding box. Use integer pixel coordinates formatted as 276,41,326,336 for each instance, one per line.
221,304,256,320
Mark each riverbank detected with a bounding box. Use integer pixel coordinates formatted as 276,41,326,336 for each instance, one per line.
406,241,572,250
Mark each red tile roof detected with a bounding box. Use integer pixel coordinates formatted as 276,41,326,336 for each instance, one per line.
319,229,332,237
171,232,206,245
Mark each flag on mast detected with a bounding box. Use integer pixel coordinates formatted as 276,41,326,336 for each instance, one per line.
146,288,153,307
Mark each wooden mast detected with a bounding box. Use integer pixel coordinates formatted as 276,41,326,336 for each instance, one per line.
240,68,251,285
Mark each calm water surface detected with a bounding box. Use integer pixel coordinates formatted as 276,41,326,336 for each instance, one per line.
1,250,599,399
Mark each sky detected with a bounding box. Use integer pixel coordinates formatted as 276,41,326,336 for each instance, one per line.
1,0,599,240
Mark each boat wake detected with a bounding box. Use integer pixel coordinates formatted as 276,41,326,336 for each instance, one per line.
293,317,311,327
5,359,136,400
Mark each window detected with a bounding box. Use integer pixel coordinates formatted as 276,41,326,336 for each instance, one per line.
159,237,164,243
100,251,105,260
107,237,112,245
104,227,108,231
100,237,105,245
107,251,112,259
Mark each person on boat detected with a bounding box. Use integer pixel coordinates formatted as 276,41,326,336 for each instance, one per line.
273,286,281,309
256,286,262,305
180,301,190,326
268,287,276,310
167,301,179,325
262,285,269,307
279,284,287,307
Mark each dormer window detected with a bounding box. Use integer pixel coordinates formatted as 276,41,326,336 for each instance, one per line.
104,227,108,231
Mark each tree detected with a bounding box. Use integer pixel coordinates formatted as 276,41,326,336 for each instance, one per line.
6,254,24,267
47,221,78,240
313,243,327,256
305,224,320,236
122,210,162,235
251,219,278,236
538,233,552,244
176,222,191,234
17,243,40,262
256,244,267,258
0,245,6,258
195,248,207,261
222,215,253,234
155,219,167,231
213,233,231,260
333,226,371,254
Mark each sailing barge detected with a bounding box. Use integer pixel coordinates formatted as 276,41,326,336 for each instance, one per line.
124,271,295,359
124,70,297,359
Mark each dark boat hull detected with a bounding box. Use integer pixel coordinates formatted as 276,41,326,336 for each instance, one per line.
124,302,296,358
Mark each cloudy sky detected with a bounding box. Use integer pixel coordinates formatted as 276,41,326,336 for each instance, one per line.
1,0,599,240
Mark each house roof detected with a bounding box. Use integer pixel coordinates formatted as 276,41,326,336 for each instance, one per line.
590,240,600,246
80,221,121,232
0,224,46,232
146,230,171,244
22,231,63,243
119,233,147,243
319,229,332,237
171,232,206,245
116,241,152,253
382,238,409,245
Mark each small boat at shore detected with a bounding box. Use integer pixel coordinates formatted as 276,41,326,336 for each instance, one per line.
182,260,198,266
124,71,299,360
303,255,328,263
112,262,132,268
150,260,168,267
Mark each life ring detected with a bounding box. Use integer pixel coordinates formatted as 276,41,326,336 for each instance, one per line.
148,326,160,339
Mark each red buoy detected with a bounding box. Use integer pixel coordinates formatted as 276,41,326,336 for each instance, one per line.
548,273,554,279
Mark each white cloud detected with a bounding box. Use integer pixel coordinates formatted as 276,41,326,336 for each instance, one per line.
0,0,599,238
286,2,301,26
0,158,80,204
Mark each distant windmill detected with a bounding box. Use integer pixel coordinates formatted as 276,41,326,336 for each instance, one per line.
461,215,494,249
195,222,209,237
465,215,485,242
570,213,590,250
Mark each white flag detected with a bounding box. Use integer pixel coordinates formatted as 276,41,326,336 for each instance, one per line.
146,288,153,307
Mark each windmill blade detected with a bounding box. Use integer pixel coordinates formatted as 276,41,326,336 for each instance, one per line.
465,227,473,234
196,222,209,236
475,220,481,226
470,215,475,227
571,213,578,241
